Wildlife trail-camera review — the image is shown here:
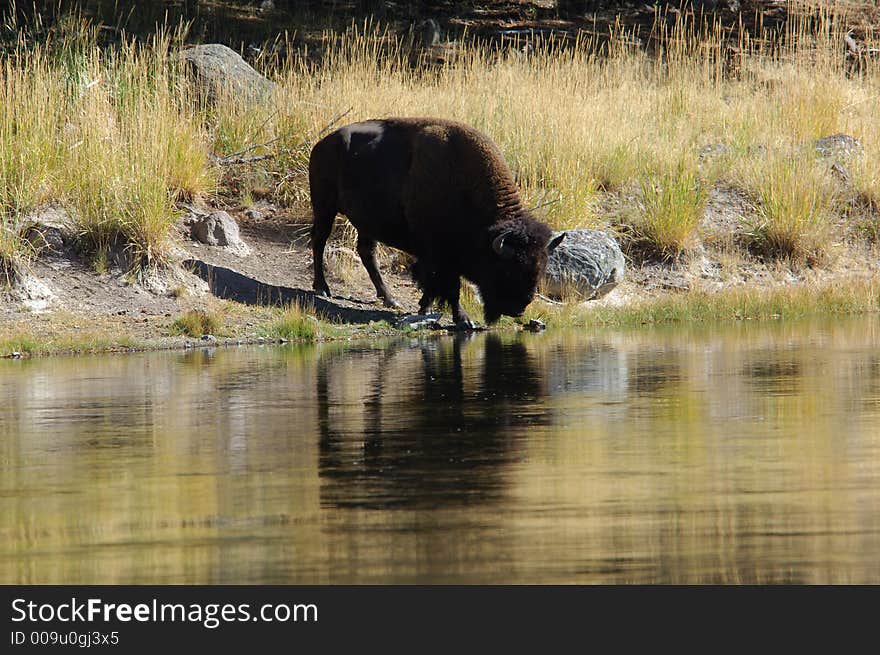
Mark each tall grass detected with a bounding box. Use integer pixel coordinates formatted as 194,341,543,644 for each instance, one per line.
625,158,708,261
738,153,840,264
264,301,320,341
1,21,215,276
1,2,878,282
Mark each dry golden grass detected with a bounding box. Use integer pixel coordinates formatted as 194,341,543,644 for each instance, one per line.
1,2,879,294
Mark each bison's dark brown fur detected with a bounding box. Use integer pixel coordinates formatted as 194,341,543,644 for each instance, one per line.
308,117,564,325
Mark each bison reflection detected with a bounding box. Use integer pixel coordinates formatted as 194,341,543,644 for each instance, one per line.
317,334,546,509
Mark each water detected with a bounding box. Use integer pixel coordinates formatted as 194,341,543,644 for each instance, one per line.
2,317,880,584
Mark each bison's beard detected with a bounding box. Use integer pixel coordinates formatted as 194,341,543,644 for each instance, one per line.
484,308,502,324
482,300,524,324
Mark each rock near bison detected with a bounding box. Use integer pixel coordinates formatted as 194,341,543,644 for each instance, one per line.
309,117,564,326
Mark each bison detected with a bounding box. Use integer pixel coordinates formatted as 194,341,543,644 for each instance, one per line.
308,117,565,326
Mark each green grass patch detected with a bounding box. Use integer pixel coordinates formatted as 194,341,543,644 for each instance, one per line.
739,154,839,265
0,335,39,356
526,281,880,329
169,309,223,337
623,161,708,262
263,302,319,342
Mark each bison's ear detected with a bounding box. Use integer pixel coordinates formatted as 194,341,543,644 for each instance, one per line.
547,231,566,254
492,233,516,259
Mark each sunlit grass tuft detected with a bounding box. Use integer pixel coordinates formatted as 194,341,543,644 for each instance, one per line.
621,159,708,261
738,153,839,265
169,309,223,337
264,301,320,341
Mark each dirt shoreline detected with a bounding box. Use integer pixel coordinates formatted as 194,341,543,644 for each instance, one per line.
3,194,880,359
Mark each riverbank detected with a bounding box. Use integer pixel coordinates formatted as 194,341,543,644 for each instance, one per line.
3,196,879,358
4,3,880,357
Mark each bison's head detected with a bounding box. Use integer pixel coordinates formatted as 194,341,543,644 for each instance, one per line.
479,218,565,324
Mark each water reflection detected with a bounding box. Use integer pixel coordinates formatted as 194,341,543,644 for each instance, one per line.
1,317,880,583
317,335,546,509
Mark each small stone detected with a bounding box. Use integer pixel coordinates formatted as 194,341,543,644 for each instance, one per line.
397,313,442,330
244,208,264,221
189,210,251,256
698,143,732,163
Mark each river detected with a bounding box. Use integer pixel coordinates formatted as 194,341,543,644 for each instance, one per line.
2,317,879,583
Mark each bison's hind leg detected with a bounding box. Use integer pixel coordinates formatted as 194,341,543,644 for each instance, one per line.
356,234,402,310
310,205,335,299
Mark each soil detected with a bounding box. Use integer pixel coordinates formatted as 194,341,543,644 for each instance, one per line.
0,201,430,354
4,181,880,358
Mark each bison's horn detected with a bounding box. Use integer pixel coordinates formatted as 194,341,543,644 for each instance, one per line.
492,233,514,258
547,231,566,254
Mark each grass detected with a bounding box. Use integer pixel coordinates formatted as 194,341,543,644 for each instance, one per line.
526,279,880,329
2,2,880,338
263,302,320,342
737,153,840,265
0,329,145,357
623,158,708,261
1,19,215,277
169,309,223,337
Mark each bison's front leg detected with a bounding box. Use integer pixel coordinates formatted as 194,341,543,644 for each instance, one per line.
415,263,475,328
442,275,476,329
356,235,402,310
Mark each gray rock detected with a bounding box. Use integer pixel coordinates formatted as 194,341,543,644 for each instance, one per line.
22,206,75,254
543,229,625,300
420,19,441,47
397,313,442,330
812,133,862,159
189,210,251,256
698,143,732,164
179,43,275,105
244,208,264,221
10,269,56,312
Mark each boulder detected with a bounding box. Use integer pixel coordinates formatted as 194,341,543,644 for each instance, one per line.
179,43,275,105
812,133,862,159
419,19,442,46
543,229,625,300
189,210,251,256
